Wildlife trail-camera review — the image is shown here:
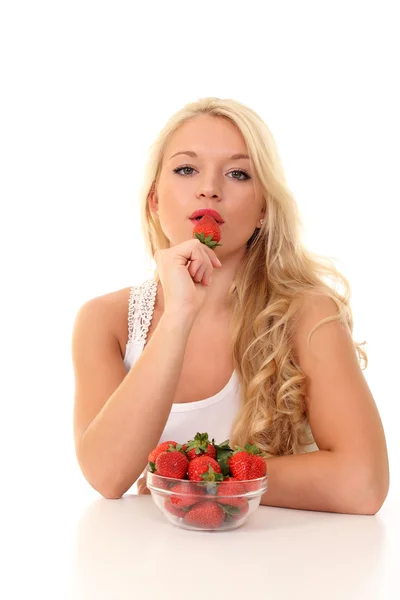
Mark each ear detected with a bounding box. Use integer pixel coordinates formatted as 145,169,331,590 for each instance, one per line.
148,182,159,216
258,207,266,226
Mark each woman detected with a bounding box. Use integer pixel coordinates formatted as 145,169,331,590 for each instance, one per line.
72,96,389,513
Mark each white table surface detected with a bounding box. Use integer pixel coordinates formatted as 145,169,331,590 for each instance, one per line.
4,489,400,599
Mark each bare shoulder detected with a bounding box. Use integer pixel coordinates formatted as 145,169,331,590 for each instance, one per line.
291,291,349,356
73,286,132,359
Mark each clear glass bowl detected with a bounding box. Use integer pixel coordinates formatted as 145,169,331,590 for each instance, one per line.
146,468,268,531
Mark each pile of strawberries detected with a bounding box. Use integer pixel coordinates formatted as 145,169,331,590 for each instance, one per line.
147,432,267,529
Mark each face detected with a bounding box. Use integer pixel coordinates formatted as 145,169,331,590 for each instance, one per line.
149,114,265,257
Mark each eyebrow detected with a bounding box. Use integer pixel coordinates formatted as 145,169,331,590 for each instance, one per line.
169,150,250,161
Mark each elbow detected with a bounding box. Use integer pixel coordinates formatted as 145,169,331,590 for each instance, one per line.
92,477,126,500
353,493,388,516
102,491,123,500
80,476,123,499
346,466,390,516
76,448,126,499
91,479,125,500
77,461,125,500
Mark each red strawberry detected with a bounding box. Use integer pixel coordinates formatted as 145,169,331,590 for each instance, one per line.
228,444,267,481
227,451,252,480
248,457,267,479
221,497,249,521
148,441,178,464
169,481,206,509
217,477,247,496
216,477,249,518
164,499,186,519
183,432,217,461
192,215,222,249
155,450,188,479
183,501,225,529
148,473,174,491
187,456,223,482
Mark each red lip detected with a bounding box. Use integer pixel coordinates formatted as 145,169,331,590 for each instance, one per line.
189,208,224,224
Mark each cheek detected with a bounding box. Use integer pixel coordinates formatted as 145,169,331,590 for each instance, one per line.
235,203,259,227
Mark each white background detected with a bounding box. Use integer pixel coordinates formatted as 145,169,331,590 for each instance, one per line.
1,1,399,597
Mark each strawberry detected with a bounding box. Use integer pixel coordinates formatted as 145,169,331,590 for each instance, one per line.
155,450,189,479
164,499,186,519
148,473,174,491
215,477,249,518
187,456,223,482
183,501,225,529
217,477,247,496
169,481,206,509
183,432,217,461
228,443,267,481
221,498,249,521
148,441,178,464
227,451,252,480
192,215,223,249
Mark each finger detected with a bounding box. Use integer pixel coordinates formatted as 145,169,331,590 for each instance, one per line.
188,254,211,283
187,246,208,278
201,244,222,267
193,263,207,283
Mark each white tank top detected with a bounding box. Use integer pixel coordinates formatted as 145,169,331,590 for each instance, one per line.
123,278,242,446
123,278,318,491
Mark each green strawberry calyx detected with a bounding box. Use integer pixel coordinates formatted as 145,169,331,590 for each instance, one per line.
213,439,234,476
197,465,225,492
218,503,242,520
199,465,224,483
194,232,223,249
166,443,187,456
185,432,212,455
232,443,266,457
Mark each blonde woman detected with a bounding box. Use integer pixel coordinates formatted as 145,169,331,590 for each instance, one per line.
72,97,389,514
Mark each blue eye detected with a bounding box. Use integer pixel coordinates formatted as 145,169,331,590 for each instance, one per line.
172,165,251,181
173,166,196,176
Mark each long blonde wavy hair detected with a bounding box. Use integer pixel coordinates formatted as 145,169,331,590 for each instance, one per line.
138,96,368,457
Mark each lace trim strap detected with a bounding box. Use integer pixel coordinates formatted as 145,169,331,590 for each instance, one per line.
127,278,157,344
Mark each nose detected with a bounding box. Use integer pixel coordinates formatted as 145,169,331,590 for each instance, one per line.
196,185,221,201
198,192,220,200
196,169,223,201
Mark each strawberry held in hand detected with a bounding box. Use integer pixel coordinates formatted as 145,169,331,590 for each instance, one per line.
192,215,222,249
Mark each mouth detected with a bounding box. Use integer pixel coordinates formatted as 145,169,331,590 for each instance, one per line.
190,216,224,226
189,209,225,224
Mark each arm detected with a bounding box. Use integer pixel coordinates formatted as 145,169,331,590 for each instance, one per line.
72,296,195,499
260,294,389,515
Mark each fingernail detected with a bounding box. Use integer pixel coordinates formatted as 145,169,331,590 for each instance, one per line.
217,259,222,266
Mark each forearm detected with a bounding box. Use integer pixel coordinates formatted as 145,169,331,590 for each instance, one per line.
260,450,383,515
77,312,195,498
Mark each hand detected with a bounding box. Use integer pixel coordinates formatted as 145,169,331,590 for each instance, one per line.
154,238,222,318
137,475,151,495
